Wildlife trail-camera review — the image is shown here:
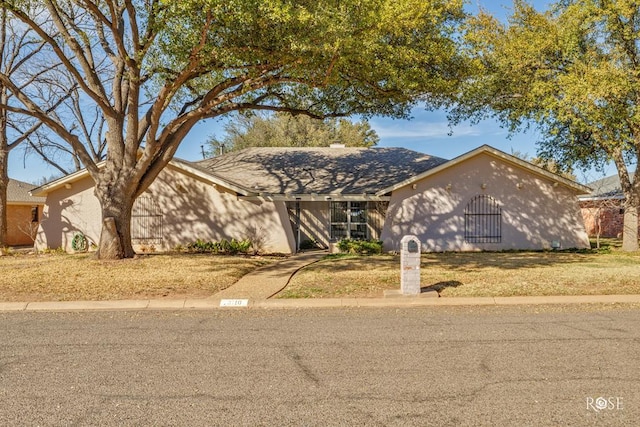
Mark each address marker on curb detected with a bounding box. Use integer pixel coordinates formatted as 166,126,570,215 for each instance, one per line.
220,299,249,307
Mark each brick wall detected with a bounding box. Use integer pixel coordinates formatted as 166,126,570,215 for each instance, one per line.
580,199,630,238
7,205,39,246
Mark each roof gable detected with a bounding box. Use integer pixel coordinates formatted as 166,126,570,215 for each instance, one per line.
30,145,590,200
29,159,248,197
376,145,592,196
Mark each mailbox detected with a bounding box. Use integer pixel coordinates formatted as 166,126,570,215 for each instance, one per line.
400,235,421,295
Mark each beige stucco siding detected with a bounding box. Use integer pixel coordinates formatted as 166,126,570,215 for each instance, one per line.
151,166,295,253
381,153,590,252
36,165,296,253
35,176,101,251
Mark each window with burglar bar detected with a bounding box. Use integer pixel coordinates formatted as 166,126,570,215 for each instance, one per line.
464,195,501,243
131,196,163,244
330,201,368,240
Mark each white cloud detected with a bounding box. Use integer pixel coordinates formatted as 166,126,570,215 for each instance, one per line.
370,119,494,140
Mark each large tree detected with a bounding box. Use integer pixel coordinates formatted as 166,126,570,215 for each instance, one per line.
0,7,70,247
0,0,466,259
23,82,109,177
452,0,640,251
207,113,379,154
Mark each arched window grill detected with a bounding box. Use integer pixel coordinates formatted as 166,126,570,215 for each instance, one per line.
464,195,502,243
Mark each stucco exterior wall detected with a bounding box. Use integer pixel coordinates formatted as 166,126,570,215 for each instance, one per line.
150,165,295,253
381,153,590,252
35,165,296,254
7,204,42,246
35,176,101,251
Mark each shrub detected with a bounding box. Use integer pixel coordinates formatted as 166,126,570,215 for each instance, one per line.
186,239,216,253
185,238,252,255
228,238,252,255
336,239,383,255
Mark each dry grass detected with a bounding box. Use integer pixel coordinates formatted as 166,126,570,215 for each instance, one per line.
279,250,640,298
0,252,276,302
4,241,640,302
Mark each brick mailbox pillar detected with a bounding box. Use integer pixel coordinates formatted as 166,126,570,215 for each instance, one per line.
400,235,421,295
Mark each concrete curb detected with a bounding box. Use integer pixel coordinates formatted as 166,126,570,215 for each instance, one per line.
2,294,640,312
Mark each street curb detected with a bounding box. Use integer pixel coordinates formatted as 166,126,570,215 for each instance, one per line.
2,294,640,312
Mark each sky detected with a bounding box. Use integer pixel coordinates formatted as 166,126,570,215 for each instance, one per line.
7,0,614,185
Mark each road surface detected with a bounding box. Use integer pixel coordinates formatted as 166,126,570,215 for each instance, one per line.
1,305,638,425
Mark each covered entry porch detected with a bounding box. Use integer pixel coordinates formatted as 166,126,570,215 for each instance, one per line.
285,196,389,252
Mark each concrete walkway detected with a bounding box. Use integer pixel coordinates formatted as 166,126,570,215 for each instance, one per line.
212,250,327,300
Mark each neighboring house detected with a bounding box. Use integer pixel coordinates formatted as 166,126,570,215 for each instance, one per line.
31,144,591,253
579,174,628,238
6,179,45,247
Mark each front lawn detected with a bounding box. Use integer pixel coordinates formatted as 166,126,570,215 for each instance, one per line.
0,253,276,302
3,242,640,302
278,250,640,298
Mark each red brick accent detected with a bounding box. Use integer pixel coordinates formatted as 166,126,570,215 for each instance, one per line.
580,199,631,238
7,205,39,246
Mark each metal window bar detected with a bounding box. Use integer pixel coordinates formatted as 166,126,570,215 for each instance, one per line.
464,195,501,243
131,196,163,244
330,201,368,240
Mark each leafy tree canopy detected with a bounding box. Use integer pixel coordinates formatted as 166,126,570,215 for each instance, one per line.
452,0,640,250
0,0,467,258
207,113,379,154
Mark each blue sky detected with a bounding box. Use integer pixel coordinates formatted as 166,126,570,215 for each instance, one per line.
8,0,613,185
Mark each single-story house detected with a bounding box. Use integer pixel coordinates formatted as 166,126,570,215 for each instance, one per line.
31,144,591,253
6,178,46,246
579,173,629,238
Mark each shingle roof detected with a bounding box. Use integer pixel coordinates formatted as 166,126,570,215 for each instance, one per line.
583,174,625,198
194,147,448,195
8,179,46,204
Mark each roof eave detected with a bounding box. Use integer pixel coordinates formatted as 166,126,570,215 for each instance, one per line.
239,193,391,202
29,158,257,198
29,165,99,197
168,159,255,196
376,145,592,196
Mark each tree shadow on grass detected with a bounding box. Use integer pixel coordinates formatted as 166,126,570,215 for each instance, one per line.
307,251,613,276
422,281,463,294
420,251,598,271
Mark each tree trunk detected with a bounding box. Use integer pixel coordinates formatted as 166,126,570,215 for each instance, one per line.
0,146,7,249
0,106,7,249
95,188,136,259
621,203,639,252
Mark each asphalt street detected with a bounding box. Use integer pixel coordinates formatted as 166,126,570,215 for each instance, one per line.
1,305,638,426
